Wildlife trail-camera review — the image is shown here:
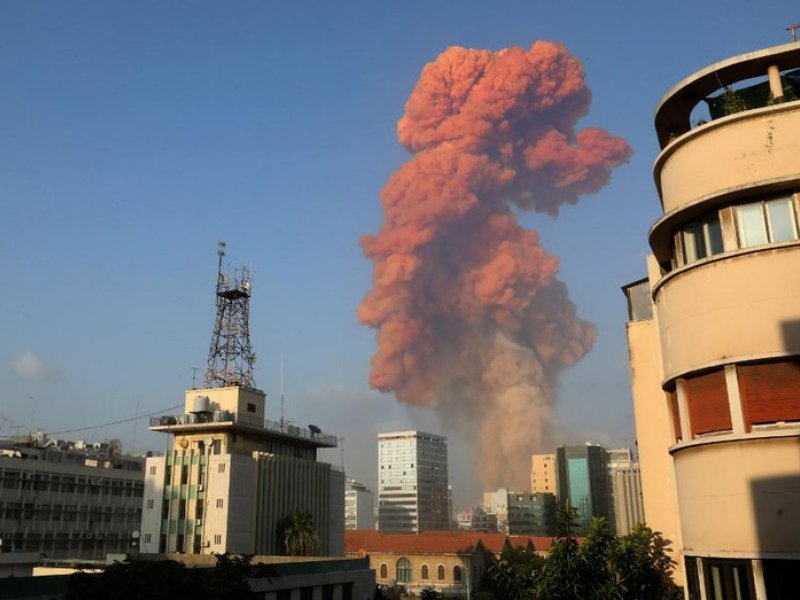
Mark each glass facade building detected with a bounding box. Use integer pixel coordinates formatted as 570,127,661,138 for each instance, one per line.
377,431,449,533
556,445,611,533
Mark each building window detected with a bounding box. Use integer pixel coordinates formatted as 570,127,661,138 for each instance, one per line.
676,212,723,265
736,196,798,248
247,403,256,413
146,499,155,510
437,565,445,581
396,558,412,583
453,566,462,582
704,559,754,600
684,369,731,437
214,534,222,545
216,498,224,508
218,463,226,473
380,563,388,579
143,533,152,544
421,564,429,579
737,360,800,429
668,391,682,443
149,466,157,475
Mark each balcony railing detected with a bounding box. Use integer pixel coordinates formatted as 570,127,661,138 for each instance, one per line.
149,412,337,446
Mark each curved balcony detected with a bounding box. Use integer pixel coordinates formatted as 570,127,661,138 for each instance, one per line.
672,434,800,557
653,102,800,218
652,243,800,383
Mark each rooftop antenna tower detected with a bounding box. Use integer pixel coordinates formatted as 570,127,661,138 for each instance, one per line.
205,241,257,388
280,353,285,428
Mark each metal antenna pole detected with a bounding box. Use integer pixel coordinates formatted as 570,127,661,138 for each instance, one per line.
280,354,285,429
788,23,800,42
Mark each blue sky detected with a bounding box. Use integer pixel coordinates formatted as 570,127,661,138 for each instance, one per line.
1,1,797,508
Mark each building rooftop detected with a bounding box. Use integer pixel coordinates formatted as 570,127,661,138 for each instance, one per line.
149,412,337,449
345,530,557,556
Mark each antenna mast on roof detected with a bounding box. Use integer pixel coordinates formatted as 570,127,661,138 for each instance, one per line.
788,23,800,42
280,353,285,429
205,241,257,388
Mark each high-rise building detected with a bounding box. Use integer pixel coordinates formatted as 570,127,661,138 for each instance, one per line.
345,478,374,530
141,245,343,556
530,453,557,494
605,448,644,536
377,431,449,533
555,445,611,533
623,41,800,597
0,436,143,559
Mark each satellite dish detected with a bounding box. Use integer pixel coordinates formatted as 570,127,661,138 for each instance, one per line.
309,424,321,435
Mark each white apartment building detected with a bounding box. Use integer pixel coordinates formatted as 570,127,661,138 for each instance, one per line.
0,436,144,559
377,431,449,533
141,385,344,556
344,478,374,530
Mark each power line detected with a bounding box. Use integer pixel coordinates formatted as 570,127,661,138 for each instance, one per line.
0,404,183,439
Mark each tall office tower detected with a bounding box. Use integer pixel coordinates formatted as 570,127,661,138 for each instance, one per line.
605,448,644,536
377,431,449,533
141,244,343,556
623,41,800,597
555,445,611,534
0,435,143,559
530,453,557,494
345,478,374,530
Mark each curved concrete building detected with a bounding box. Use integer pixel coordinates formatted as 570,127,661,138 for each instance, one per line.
625,42,800,599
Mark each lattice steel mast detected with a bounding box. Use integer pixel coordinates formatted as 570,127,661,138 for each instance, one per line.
205,241,257,388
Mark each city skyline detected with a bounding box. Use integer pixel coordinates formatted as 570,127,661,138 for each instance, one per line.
2,2,799,509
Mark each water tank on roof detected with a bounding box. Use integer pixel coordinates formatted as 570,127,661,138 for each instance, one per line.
192,395,210,414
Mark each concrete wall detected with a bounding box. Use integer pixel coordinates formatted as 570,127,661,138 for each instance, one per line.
625,317,685,586
653,245,800,382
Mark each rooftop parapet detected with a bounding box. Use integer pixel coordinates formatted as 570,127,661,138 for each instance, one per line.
149,411,337,448
654,41,800,148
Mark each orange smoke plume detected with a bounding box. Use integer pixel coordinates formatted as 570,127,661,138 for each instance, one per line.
359,42,631,490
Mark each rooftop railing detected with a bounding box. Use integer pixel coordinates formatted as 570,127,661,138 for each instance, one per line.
149,412,337,446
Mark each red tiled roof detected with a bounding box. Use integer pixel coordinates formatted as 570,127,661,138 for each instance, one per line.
345,530,558,556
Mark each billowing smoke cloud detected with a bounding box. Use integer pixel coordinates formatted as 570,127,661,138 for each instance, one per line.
359,42,631,491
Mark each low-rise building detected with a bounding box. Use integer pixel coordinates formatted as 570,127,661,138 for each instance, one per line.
0,436,144,560
346,530,556,597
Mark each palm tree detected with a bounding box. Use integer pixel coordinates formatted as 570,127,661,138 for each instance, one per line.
278,509,320,556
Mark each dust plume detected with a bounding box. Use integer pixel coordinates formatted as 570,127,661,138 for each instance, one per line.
358,42,631,490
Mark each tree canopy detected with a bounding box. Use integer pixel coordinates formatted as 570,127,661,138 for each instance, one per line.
278,509,320,556
489,506,682,600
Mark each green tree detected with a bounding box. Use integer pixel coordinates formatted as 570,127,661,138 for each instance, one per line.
277,509,320,556
611,525,681,600
487,506,681,600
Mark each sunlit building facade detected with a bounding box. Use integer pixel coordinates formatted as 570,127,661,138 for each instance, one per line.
624,41,800,598
530,453,557,495
141,386,343,556
377,431,449,533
